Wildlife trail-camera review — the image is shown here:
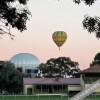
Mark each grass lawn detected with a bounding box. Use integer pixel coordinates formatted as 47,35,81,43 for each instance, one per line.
0,95,100,100
0,95,67,100
83,95,100,100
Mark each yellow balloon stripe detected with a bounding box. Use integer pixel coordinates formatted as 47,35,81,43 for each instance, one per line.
52,31,67,48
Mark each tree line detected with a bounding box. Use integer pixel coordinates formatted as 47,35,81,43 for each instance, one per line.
0,52,100,94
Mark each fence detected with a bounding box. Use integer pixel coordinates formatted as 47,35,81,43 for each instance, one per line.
0,93,67,100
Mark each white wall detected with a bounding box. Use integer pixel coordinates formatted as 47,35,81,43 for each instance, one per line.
80,74,85,89
68,85,82,91
23,85,33,95
85,84,100,93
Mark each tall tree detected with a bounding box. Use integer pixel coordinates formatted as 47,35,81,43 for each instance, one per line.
0,0,31,39
90,52,100,67
38,57,80,78
0,61,26,94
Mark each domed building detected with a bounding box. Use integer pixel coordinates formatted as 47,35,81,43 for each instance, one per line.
10,53,40,77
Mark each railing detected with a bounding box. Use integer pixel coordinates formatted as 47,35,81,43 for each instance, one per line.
0,94,68,100
35,89,67,93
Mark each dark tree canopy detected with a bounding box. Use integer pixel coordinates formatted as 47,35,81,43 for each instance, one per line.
90,52,100,67
0,61,26,94
83,15,100,38
0,0,31,39
73,0,97,6
73,0,100,39
38,57,80,78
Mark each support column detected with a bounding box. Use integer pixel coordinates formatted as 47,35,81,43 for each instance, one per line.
41,85,42,93
32,85,34,94
33,85,36,94
52,85,53,93
62,85,63,92
48,86,49,93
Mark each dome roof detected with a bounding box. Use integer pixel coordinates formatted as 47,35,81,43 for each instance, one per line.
10,53,40,69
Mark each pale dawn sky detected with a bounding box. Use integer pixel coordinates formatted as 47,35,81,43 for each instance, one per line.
0,0,100,70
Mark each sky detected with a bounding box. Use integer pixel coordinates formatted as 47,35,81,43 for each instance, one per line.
0,0,100,70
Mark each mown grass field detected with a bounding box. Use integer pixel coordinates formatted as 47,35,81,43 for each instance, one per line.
0,95,100,100
0,95,67,100
83,95,100,100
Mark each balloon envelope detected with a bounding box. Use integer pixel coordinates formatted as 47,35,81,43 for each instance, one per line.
52,31,67,49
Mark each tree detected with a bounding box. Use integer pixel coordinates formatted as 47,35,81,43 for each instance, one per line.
90,52,100,67
38,57,80,78
64,0,100,38
73,0,97,6
73,0,100,39
0,0,31,39
82,15,100,39
0,61,26,94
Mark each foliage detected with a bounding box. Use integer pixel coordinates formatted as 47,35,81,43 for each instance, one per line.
73,0,100,39
90,52,100,67
83,15,100,39
38,57,80,78
0,61,26,94
73,0,97,6
0,0,31,39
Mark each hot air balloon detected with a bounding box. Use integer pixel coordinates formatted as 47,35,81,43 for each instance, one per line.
52,31,67,50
